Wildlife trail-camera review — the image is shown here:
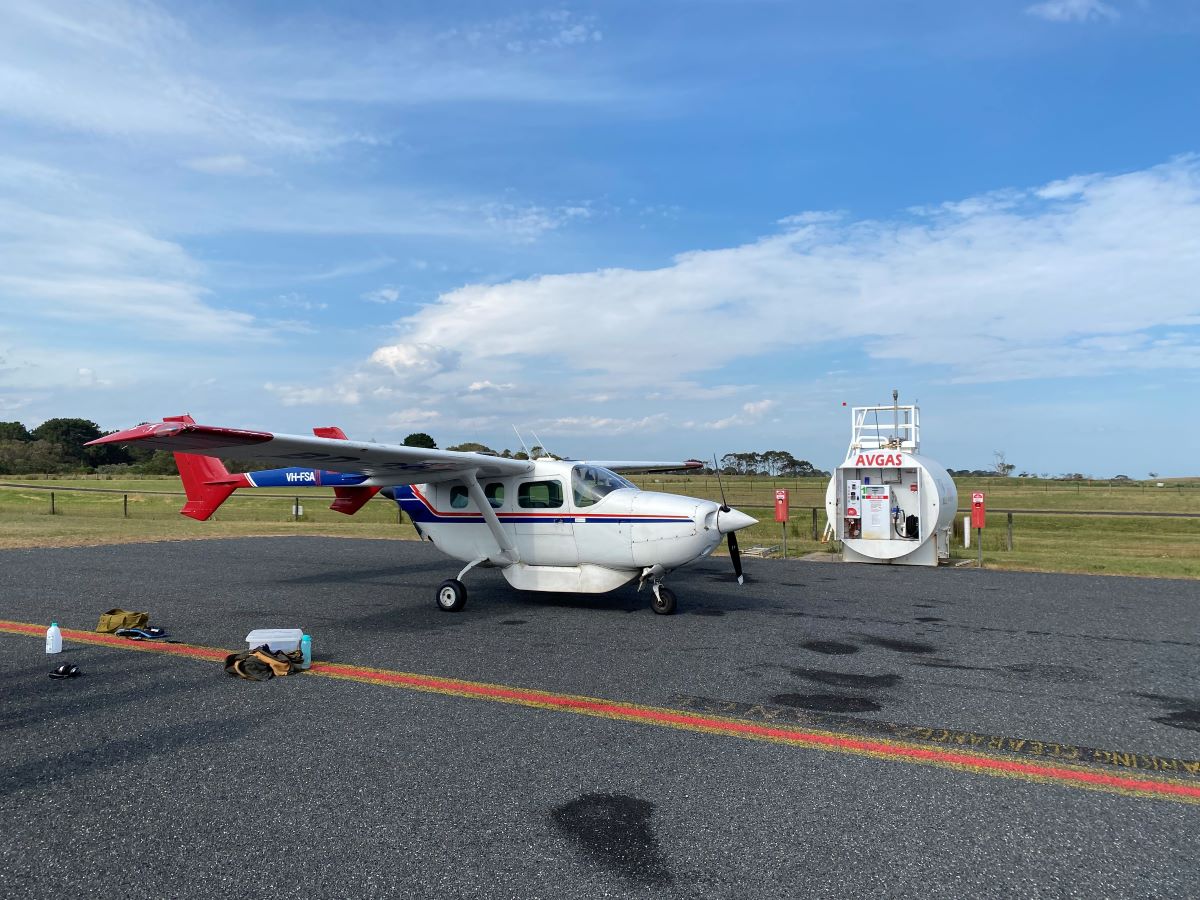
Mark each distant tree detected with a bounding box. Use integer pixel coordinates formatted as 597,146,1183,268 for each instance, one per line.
0,421,31,441
1148,471,1159,479
512,451,529,460
781,458,822,477
402,432,437,449
0,439,74,474
447,442,495,454
134,451,180,476
993,450,1015,477
32,418,103,461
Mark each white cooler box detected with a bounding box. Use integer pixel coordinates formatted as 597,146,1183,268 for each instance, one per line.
245,628,304,653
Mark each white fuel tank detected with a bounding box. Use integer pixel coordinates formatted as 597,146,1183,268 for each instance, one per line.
824,400,958,566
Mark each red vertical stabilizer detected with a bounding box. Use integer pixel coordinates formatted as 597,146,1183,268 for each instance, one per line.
314,426,381,515
167,415,245,521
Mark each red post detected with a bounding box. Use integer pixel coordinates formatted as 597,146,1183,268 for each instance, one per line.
971,492,985,567
775,489,789,558
971,492,986,529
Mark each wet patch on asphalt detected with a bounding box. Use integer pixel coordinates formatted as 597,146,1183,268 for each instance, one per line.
915,617,945,623
914,660,990,671
550,793,672,886
500,619,527,626
801,639,860,655
858,635,937,655
1002,663,1090,683
1137,694,1200,733
692,608,726,617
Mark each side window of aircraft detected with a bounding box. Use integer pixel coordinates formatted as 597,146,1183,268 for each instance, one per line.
572,465,636,507
518,480,563,509
485,483,505,509
449,485,470,509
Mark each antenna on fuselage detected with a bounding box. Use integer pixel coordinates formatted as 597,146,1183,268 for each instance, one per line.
530,430,548,458
512,425,531,458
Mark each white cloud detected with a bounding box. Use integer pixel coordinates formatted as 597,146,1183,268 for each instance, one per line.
0,192,265,341
467,380,514,392
348,156,1200,390
1026,0,1119,23
385,408,441,429
76,367,112,388
541,414,668,435
369,343,459,379
362,286,401,304
0,0,329,150
704,400,777,430
264,382,362,406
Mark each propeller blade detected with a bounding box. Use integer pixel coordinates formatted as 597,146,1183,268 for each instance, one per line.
712,453,730,511
728,531,744,585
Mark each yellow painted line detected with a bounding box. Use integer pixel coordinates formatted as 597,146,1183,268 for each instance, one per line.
4,619,1197,805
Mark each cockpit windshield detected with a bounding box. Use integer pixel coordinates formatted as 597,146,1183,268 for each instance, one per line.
572,465,636,507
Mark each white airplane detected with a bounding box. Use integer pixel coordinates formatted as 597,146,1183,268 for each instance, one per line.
87,416,757,615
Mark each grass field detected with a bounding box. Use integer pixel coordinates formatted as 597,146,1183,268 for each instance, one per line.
1,475,1197,579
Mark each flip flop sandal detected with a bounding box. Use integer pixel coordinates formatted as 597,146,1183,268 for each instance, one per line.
49,664,81,679
115,626,168,641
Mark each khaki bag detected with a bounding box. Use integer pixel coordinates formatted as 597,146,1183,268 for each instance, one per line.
96,608,149,633
224,645,302,681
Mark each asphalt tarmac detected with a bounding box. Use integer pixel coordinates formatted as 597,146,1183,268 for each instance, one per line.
2,537,1197,899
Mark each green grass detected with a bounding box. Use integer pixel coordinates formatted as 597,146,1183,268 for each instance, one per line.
627,474,1200,514
0,477,413,548
1,475,1197,578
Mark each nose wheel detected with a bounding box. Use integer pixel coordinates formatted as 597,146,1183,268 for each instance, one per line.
436,579,467,612
650,583,677,615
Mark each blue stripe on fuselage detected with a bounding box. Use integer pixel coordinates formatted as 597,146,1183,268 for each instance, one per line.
393,485,691,525
243,467,370,488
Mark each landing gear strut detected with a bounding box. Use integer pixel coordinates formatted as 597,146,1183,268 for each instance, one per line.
436,579,467,612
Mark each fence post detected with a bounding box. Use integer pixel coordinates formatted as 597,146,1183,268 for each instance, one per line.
294,497,299,521
1006,512,1013,551
811,507,818,541
50,492,55,515
124,494,128,518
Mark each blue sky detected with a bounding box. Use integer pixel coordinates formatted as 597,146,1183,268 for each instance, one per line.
1,0,1198,476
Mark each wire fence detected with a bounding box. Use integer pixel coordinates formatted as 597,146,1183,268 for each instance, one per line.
0,483,404,524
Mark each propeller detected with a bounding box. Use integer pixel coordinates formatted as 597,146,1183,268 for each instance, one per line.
712,454,744,585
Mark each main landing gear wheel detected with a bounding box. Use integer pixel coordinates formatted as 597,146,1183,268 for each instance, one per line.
436,579,467,612
651,585,677,616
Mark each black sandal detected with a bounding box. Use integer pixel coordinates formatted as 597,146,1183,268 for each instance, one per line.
49,664,81,679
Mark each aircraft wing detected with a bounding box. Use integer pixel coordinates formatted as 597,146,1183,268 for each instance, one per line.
87,419,533,482
583,460,705,474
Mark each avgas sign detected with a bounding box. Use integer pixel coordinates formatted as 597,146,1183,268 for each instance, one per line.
851,452,906,467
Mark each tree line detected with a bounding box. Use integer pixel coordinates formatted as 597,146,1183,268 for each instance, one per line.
0,418,182,475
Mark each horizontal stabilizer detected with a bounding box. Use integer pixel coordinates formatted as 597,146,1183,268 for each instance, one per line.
330,486,381,515
315,425,380,515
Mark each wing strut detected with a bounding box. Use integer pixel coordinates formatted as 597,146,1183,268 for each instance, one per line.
462,471,520,565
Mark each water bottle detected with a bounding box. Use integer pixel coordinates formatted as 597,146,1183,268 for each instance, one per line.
300,634,312,670
46,622,62,654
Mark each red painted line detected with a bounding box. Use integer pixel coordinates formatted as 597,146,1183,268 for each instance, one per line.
4,619,1197,803
0,620,228,662
312,660,1200,803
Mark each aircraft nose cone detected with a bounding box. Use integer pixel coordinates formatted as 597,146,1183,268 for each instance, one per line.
717,507,756,534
